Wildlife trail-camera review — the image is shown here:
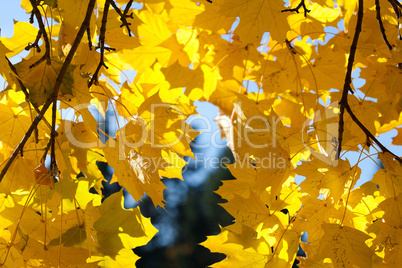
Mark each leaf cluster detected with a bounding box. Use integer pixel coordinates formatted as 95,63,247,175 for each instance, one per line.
0,0,401,267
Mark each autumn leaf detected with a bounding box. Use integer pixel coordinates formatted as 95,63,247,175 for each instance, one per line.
315,223,375,268
218,0,290,44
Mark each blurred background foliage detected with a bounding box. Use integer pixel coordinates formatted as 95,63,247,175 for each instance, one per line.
98,102,236,267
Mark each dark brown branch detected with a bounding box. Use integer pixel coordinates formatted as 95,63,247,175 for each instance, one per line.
388,0,402,12
89,1,115,87
86,27,93,50
25,29,42,53
376,0,393,50
335,0,401,163
123,0,134,14
0,0,97,182
282,0,310,17
50,98,58,172
108,0,133,37
29,0,51,68
388,0,402,39
345,103,402,163
41,137,51,163
335,0,363,160
29,8,35,24
285,39,297,54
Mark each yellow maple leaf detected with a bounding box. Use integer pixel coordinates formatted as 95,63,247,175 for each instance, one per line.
315,223,375,267
220,0,290,44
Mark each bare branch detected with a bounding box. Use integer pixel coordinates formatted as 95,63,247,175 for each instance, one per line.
50,98,58,172
86,26,93,50
336,0,401,163
0,0,97,182
89,1,116,87
345,103,402,163
388,0,402,12
336,0,363,160
282,0,310,17
25,29,42,53
388,0,402,38
376,0,393,50
28,0,51,68
109,0,134,37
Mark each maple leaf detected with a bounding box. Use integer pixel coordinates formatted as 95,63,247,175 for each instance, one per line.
219,0,290,44
87,191,157,265
201,226,273,267
392,128,402,145
315,223,375,268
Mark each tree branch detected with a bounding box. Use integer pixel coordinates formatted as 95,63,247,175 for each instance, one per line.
25,28,42,53
388,0,402,39
89,1,116,87
50,98,58,172
28,0,51,68
376,0,393,50
336,0,401,163
0,0,97,182
281,0,310,17
336,0,363,160
108,0,134,37
345,103,402,163
86,26,93,50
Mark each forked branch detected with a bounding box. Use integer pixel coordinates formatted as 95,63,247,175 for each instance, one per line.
108,0,134,37
28,0,51,68
89,1,116,87
282,0,310,17
336,0,402,163
0,0,97,182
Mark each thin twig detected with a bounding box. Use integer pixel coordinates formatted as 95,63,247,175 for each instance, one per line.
50,98,57,172
29,0,51,68
335,0,402,163
0,0,97,182
376,0,393,50
108,0,134,37
336,0,363,160
281,0,310,17
89,1,116,87
25,29,42,53
388,0,402,39
123,0,134,14
86,27,93,50
345,104,402,163
41,138,51,163
389,0,402,11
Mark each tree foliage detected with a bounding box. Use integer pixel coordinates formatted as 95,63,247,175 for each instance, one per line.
0,0,402,267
